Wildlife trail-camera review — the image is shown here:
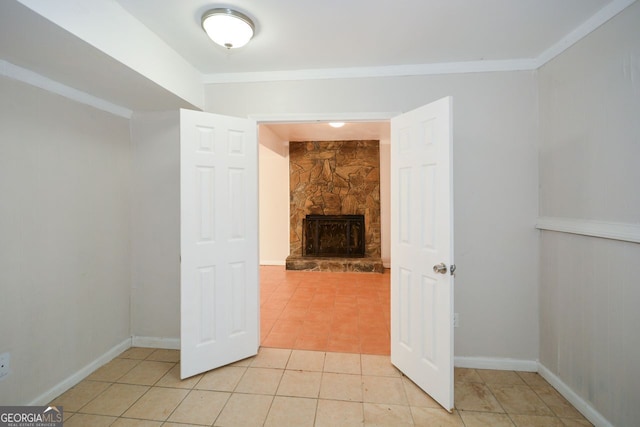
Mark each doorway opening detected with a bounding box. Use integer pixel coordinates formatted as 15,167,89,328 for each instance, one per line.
180,99,454,409
257,119,392,355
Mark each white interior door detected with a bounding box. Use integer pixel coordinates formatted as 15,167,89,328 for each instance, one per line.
390,96,454,411
180,109,259,379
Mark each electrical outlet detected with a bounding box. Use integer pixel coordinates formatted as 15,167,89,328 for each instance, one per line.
0,352,10,381
453,313,459,328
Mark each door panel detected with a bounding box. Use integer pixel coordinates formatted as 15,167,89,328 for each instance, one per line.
180,109,259,379
391,97,454,411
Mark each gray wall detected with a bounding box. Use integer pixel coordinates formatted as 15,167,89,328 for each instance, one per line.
538,2,640,426
0,77,131,404
130,111,181,342
205,71,540,361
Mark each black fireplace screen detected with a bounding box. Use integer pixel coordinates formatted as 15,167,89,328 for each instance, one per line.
303,215,365,257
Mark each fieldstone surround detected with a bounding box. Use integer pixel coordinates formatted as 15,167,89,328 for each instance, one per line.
286,140,383,273
285,256,384,273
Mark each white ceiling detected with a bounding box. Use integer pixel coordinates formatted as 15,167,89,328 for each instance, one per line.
116,0,624,139
115,0,614,77
1,0,633,139
0,1,199,112
264,121,391,143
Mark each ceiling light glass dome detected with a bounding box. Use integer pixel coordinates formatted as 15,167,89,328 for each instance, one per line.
201,8,255,49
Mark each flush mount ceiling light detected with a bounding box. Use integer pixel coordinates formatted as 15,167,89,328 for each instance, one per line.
201,8,255,49
329,122,345,128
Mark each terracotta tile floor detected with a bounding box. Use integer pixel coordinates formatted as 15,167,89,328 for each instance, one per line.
51,347,592,426
259,266,391,355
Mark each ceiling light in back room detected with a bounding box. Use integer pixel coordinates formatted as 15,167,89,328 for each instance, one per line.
329,122,345,128
201,8,255,49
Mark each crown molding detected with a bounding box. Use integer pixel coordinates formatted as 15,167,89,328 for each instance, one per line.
0,60,132,118
4,0,636,105
203,0,637,84
203,58,539,84
535,0,637,68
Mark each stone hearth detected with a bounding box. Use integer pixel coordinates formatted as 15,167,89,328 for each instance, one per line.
286,256,384,273
286,140,382,273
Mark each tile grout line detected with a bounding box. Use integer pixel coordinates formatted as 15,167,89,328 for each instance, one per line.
112,349,179,424
526,375,586,422
61,347,589,426
153,365,192,425
210,357,253,426
57,269,588,426
457,368,579,426
72,351,146,418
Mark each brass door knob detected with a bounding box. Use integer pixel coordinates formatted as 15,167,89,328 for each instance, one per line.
433,263,447,274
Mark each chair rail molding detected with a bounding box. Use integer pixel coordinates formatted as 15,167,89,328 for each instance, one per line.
536,216,640,244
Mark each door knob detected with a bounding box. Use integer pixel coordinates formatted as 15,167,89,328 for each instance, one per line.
433,263,447,274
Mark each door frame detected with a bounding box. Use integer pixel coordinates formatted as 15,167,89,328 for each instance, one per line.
179,108,454,398
252,111,400,269
253,111,453,364
255,110,455,411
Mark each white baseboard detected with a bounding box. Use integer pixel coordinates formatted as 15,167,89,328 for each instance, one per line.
455,358,614,426
28,337,131,406
132,336,180,349
260,260,286,266
26,337,611,427
454,356,538,372
537,363,612,427
28,336,181,406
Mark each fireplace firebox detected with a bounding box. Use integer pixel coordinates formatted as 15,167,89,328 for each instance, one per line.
303,214,365,257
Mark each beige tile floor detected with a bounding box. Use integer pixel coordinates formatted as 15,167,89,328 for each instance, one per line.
51,347,592,426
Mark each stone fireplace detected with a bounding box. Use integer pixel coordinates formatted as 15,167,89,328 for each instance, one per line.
286,140,383,273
